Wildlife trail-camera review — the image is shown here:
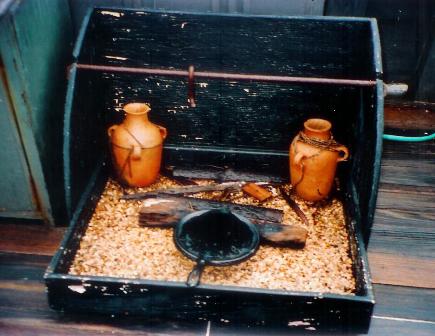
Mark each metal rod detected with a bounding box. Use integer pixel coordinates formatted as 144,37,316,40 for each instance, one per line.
76,63,376,86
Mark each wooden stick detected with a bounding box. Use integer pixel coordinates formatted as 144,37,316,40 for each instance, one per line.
121,182,241,200
160,167,198,186
172,167,285,183
279,187,310,227
138,196,307,247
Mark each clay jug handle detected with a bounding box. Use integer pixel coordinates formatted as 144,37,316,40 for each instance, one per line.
158,125,167,140
131,145,142,161
336,146,349,162
294,152,306,166
107,125,118,138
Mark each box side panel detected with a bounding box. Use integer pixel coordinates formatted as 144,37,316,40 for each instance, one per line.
78,9,376,80
72,7,95,60
347,84,383,245
364,81,384,243
344,189,375,301
47,165,108,276
370,19,383,78
97,71,363,152
46,275,373,333
64,68,109,216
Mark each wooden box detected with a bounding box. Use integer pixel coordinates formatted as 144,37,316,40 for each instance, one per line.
45,8,384,333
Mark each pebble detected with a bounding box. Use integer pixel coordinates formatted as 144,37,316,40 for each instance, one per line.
70,177,356,295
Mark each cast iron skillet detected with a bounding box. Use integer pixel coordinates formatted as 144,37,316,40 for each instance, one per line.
174,208,260,287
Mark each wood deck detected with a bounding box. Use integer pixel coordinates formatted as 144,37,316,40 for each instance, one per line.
0,105,434,335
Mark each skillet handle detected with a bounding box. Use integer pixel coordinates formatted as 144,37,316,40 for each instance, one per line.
186,259,206,287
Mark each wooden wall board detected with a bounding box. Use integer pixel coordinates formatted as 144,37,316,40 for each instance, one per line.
0,0,73,224
0,61,41,218
68,0,325,35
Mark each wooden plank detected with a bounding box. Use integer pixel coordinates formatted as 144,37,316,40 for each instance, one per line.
172,166,285,183
369,252,435,289
0,224,65,256
138,196,284,225
384,104,435,131
369,235,434,261
369,230,435,261
373,284,435,322
0,319,196,336
87,9,374,79
369,317,435,336
370,182,435,261
380,160,435,187
382,141,435,161
6,0,73,223
0,1,74,225
138,196,307,246
373,208,434,235
376,183,435,215
0,66,40,217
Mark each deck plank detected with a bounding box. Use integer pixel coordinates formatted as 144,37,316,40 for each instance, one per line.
384,104,435,131
382,141,435,161
369,252,435,288
1,252,434,335
373,284,435,322
0,223,64,256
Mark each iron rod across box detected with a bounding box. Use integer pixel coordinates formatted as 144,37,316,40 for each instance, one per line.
76,63,377,86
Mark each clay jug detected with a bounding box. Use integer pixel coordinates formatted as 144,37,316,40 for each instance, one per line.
108,103,167,187
289,119,349,201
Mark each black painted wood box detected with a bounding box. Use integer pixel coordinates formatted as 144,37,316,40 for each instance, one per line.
45,8,384,333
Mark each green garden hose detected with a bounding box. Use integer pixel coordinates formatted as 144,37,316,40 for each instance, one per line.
383,133,435,142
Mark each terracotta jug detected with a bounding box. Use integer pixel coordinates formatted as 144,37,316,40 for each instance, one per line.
289,119,349,201
108,103,167,187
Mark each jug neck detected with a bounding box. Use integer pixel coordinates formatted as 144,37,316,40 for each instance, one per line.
123,103,150,127
302,119,332,141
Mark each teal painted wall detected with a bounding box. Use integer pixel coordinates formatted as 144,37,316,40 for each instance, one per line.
0,0,73,224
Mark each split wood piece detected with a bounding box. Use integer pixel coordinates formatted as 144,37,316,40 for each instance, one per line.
242,183,272,202
219,188,233,202
121,182,241,200
160,167,198,186
279,187,310,227
173,167,285,183
139,195,283,225
138,196,307,247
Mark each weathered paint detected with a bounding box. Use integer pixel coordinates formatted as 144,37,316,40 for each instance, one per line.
47,8,381,331
0,0,73,223
0,57,42,218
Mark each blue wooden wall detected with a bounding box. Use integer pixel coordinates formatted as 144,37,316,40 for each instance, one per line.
0,0,73,224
